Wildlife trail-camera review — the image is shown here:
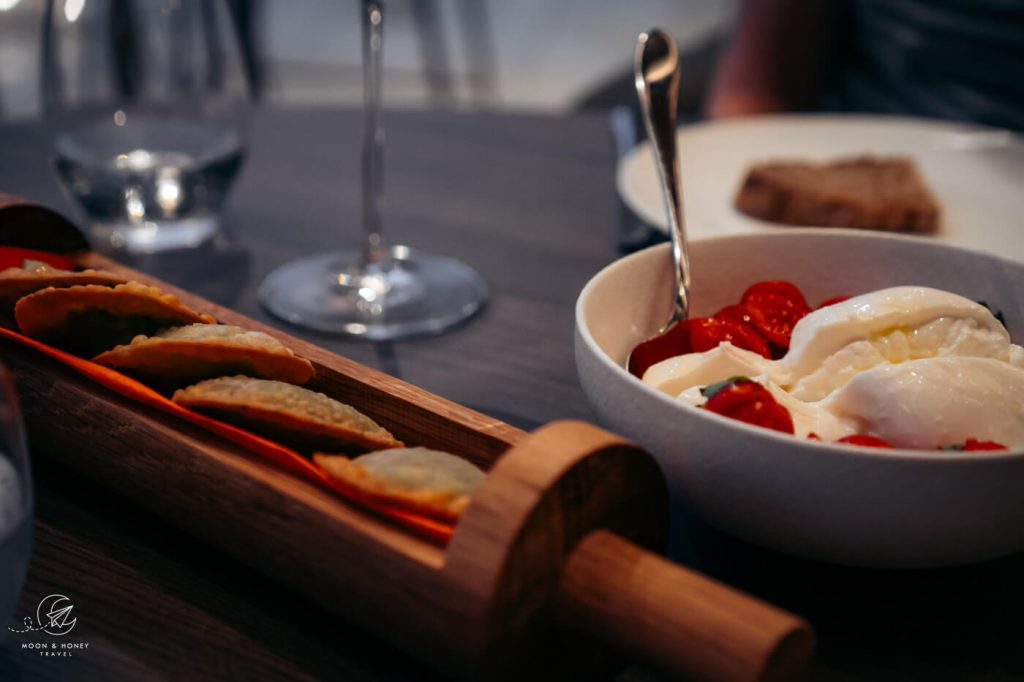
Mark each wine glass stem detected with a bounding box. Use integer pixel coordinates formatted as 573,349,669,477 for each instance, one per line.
361,0,387,269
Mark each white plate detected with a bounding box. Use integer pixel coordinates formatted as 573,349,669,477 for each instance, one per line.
617,114,1024,262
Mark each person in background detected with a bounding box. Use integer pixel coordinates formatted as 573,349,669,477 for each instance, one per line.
706,0,1024,132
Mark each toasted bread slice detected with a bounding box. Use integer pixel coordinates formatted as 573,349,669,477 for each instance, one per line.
735,156,940,233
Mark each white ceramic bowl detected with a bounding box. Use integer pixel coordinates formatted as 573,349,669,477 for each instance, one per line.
575,229,1024,568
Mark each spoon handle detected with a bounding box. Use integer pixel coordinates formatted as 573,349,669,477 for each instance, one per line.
635,29,690,327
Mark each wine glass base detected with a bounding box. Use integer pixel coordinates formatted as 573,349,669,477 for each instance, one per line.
257,246,489,340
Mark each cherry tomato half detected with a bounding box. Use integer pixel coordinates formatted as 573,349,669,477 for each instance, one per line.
714,303,754,327
627,319,692,378
816,295,849,309
703,379,794,434
689,316,772,358
836,434,894,448
741,280,811,348
961,438,1008,451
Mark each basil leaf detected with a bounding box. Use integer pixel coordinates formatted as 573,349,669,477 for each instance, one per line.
700,375,752,399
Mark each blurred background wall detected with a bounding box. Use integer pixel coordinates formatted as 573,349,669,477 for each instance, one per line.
0,0,738,121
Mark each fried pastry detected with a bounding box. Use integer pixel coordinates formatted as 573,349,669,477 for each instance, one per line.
0,260,126,319
314,447,484,520
15,281,215,356
173,376,402,454
93,324,315,388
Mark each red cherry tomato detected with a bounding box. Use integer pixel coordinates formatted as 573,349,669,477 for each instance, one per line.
689,316,772,358
817,295,849,309
703,379,794,434
961,438,1008,451
714,303,754,327
741,280,812,348
627,319,692,378
836,434,894,448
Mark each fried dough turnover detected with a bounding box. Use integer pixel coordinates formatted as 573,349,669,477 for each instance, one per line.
93,324,315,388
313,447,484,521
15,282,215,356
0,260,126,319
173,376,402,454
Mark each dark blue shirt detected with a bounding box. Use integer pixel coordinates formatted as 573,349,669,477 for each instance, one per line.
829,0,1024,130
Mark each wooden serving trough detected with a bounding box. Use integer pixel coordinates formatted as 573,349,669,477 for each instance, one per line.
1,199,813,682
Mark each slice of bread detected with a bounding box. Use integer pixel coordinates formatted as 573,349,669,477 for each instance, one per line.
735,156,940,233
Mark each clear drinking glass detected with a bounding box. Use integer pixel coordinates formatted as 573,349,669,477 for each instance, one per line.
0,366,32,634
42,0,248,253
257,0,489,340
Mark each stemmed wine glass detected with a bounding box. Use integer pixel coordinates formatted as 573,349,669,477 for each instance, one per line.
0,366,32,635
42,0,249,253
257,0,489,340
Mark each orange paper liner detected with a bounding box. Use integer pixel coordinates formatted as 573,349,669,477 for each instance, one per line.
0,247,76,271
0,326,454,544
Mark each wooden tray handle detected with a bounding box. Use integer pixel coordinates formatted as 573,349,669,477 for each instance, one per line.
556,530,814,682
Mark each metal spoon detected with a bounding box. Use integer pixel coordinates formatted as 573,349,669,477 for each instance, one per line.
627,29,693,378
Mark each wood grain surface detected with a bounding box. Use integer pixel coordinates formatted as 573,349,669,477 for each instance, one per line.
0,108,1022,681
4,289,812,681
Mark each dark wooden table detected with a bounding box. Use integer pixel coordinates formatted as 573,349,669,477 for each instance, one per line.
0,108,1022,681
